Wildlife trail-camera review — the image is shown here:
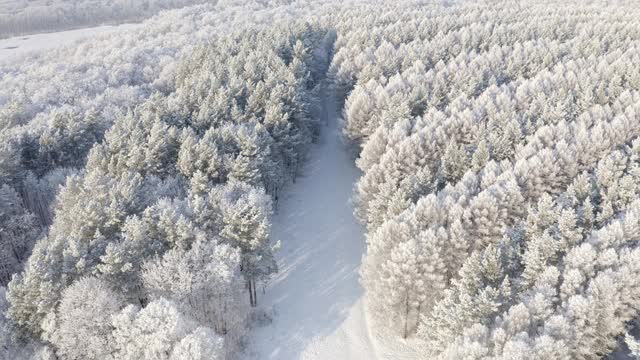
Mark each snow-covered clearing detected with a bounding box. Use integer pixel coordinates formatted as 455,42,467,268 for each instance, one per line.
241,90,419,360
241,88,374,359
0,23,137,62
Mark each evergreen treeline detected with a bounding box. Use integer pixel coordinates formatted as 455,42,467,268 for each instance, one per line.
330,0,640,358
0,2,334,357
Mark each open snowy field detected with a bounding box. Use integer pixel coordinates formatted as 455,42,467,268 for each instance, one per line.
0,23,139,62
0,0,211,38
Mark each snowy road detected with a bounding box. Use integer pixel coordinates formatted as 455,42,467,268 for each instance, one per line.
240,89,378,360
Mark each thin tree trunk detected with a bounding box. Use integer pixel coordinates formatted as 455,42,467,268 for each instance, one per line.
415,302,421,335
252,280,258,306
403,292,410,339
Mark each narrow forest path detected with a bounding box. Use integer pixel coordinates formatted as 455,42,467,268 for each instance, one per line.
240,89,379,360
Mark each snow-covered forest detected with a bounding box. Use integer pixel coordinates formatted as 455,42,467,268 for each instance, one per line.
2,0,640,359
333,1,640,358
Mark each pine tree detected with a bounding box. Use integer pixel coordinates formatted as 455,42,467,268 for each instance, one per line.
472,139,490,171
441,140,468,185
111,299,223,360
208,183,275,306
141,238,246,339
0,184,41,284
43,277,125,360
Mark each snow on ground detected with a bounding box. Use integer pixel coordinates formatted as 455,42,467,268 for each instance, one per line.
240,88,374,359
0,23,138,62
241,89,420,360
